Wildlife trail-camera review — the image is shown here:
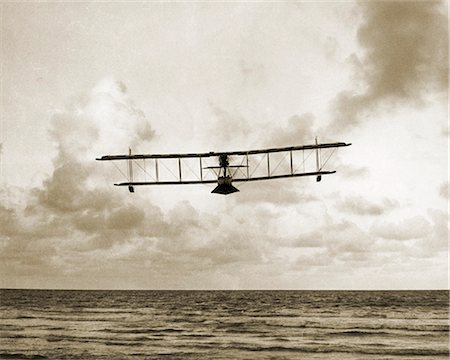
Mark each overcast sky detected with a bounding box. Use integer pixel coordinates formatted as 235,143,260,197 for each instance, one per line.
1,1,448,290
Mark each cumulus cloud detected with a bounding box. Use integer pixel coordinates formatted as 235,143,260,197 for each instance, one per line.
371,216,432,241
1,79,163,276
424,209,449,252
234,179,318,205
286,217,373,254
208,103,253,147
207,105,318,151
337,195,397,216
30,78,155,222
439,182,449,199
328,1,447,133
0,204,21,238
279,218,379,281
1,79,298,287
269,113,316,147
2,64,445,288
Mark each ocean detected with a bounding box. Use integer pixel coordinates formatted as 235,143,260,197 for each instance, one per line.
0,289,448,359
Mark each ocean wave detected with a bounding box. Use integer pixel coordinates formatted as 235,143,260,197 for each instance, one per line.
327,330,391,336
0,353,48,360
99,327,184,334
1,334,39,340
15,316,35,319
179,333,215,339
104,341,144,347
2,315,117,322
0,324,24,331
263,321,449,333
44,333,160,344
203,343,450,356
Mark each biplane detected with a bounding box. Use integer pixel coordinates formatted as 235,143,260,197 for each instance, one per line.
96,138,351,195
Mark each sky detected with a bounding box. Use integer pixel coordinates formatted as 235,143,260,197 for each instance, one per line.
0,1,448,290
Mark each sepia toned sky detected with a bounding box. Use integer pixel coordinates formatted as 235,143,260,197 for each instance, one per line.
1,1,448,290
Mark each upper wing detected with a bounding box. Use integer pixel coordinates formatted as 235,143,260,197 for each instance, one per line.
96,142,351,161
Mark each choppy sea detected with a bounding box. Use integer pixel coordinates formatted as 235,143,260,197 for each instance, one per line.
0,289,448,359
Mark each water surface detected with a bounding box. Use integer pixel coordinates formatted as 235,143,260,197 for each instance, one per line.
1,290,448,359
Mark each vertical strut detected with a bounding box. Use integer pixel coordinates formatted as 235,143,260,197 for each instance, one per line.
267,153,270,176
178,158,182,181
289,150,293,175
128,148,133,182
128,147,134,192
199,157,203,181
315,137,322,182
155,159,159,182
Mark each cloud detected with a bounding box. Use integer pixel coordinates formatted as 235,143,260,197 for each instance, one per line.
233,179,318,205
239,60,267,87
0,74,289,286
207,106,318,151
0,72,445,289
439,182,449,199
423,209,449,252
328,1,447,133
208,103,253,147
337,163,369,178
371,216,432,241
294,249,334,269
0,204,21,238
287,217,373,253
2,77,290,288
1,79,161,274
336,195,397,216
24,78,156,224
269,113,316,147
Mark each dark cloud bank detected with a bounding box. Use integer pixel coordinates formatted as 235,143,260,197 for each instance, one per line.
328,0,447,133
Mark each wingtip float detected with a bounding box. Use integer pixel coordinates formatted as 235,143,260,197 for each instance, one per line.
98,140,351,195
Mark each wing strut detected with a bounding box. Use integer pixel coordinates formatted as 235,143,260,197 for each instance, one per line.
128,148,135,192
315,137,321,182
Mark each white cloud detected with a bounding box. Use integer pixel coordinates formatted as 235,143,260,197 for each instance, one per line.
336,195,397,216
371,216,432,241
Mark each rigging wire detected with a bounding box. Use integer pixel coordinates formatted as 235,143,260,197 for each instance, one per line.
270,151,289,175
249,153,267,178
231,155,247,178
134,160,155,181
319,148,337,170
293,149,314,174
159,159,180,181
111,161,129,180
